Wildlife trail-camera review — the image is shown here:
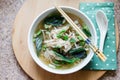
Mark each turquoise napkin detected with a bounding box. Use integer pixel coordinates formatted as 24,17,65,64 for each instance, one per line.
80,2,117,70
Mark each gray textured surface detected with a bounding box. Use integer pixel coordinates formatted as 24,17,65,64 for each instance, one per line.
0,0,120,80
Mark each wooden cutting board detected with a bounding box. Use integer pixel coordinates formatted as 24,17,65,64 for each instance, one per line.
12,0,119,80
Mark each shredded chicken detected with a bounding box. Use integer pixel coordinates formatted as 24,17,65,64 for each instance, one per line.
44,39,72,52
50,25,70,39
68,31,79,41
63,41,72,52
44,39,65,48
44,49,62,61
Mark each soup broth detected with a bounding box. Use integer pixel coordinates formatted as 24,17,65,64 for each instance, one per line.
33,12,91,69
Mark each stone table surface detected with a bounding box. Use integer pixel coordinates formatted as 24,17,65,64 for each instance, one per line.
0,0,120,80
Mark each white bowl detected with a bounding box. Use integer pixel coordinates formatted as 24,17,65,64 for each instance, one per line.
28,6,97,74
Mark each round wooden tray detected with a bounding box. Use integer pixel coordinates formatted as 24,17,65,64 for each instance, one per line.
12,0,119,80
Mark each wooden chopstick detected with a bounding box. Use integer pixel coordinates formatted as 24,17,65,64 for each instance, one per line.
55,6,107,61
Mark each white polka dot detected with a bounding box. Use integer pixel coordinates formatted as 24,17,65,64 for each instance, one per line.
107,37,110,39
108,19,110,22
112,59,115,61
87,3,90,6
108,10,110,13
106,64,109,66
101,68,103,70
81,7,84,10
97,3,100,5
96,64,98,66
112,41,115,43
112,50,115,52
107,54,109,57
86,11,89,14
107,3,110,5
102,8,105,10
92,15,94,18
113,15,115,17
112,68,115,70
112,32,115,35
112,41,115,44
96,28,99,31
92,8,94,10
113,23,115,26
107,45,110,48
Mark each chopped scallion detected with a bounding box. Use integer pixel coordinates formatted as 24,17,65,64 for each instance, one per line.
70,38,76,43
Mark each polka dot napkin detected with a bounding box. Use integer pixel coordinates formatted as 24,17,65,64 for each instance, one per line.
80,2,117,70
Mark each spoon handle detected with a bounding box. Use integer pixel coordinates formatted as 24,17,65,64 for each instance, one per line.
99,32,107,52
96,10,108,52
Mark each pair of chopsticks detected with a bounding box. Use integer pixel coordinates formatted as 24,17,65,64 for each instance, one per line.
55,6,107,62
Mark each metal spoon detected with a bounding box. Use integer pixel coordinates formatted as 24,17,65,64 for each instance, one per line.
96,10,108,52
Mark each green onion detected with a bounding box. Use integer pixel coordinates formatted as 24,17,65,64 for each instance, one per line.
59,29,66,34
42,45,47,51
70,38,76,43
57,29,68,41
62,35,69,41
33,30,42,38
77,36,83,40
79,41,85,46
57,30,66,38
44,24,52,29
82,24,91,37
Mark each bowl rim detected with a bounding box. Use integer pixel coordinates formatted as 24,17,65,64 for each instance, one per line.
28,6,97,74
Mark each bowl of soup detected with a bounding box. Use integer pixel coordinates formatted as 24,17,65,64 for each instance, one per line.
28,6,97,74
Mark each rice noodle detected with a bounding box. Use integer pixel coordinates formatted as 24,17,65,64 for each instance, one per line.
41,30,45,40
44,49,62,61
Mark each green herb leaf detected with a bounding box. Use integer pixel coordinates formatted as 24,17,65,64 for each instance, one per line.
53,51,78,63
77,36,83,40
82,24,91,37
69,48,85,54
57,29,67,40
53,60,61,64
35,35,43,57
59,29,66,34
57,30,66,37
70,38,76,43
62,35,69,41
79,41,85,46
33,30,42,38
82,28,91,37
69,48,87,59
42,45,47,51
77,36,85,46
74,51,87,59
44,15,65,27
33,30,43,57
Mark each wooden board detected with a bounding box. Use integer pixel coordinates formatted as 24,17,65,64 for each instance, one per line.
12,0,119,80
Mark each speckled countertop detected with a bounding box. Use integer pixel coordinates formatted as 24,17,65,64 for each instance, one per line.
0,0,120,80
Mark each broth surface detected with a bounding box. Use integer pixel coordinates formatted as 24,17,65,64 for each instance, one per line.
33,13,91,69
